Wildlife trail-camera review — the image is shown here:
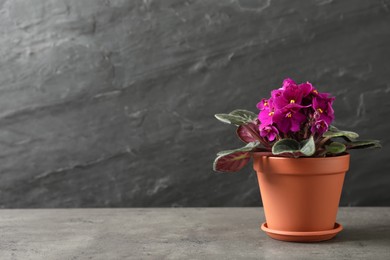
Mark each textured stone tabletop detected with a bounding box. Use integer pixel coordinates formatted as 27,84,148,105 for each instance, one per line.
0,208,389,260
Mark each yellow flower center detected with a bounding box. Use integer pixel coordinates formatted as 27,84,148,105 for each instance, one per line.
313,90,318,94
317,108,323,113
264,101,268,107
268,111,274,116
286,112,292,118
290,99,295,104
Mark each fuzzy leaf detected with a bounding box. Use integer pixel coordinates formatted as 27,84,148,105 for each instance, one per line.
215,114,247,125
213,151,251,172
229,109,257,121
236,123,259,143
214,142,260,172
216,141,260,156
215,109,257,126
272,136,315,157
323,125,359,140
272,139,300,154
347,140,381,149
299,136,316,156
325,142,346,154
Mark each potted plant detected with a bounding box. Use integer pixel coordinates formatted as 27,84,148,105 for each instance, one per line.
213,78,381,242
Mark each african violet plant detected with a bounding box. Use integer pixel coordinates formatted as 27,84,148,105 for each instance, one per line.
213,78,381,172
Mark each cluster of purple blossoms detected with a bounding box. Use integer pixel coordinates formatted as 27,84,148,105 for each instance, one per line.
256,78,335,142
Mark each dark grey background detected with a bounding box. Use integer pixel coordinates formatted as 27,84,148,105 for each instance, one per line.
0,0,389,208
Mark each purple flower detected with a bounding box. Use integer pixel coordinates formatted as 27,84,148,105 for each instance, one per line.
259,125,279,142
281,78,296,89
273,103,307,133
272,89,289,109
258,106,274,125
313,93,335,125
257,98,275,125
310,87,319,96
298,82,314,96
283,82,312,103
256,78,336,137
311,119,329,135
256,98,270,110
310,86,332,97
273,80,312,109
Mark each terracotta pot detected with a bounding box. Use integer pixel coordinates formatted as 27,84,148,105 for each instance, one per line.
253,153,350,242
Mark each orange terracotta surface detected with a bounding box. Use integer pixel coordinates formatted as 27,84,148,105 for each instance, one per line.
261,222,343,242
253,154,350,241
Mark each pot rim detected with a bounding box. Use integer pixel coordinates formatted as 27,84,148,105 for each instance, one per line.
252,153,350,175
252,152,350,160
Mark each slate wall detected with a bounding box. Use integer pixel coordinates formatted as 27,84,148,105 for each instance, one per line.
0,0,389,207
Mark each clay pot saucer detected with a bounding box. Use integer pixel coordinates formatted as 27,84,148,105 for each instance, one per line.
261,222,343,242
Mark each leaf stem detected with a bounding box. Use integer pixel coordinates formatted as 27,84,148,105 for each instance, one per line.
242,124,270,149
318,136,331,148
303,124,309,139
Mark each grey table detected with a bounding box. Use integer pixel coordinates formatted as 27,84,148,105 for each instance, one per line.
0,208,389,260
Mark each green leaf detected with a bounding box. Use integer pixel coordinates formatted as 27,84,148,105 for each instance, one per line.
215,109,257,126
215,114,246,125
323,130,359,139
229,109,257,121
347,140,381,150
272,136,315,157
299,136,316,156
323,125,359,140
325,142,346,154
272,139,300,155
217,141,260,156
